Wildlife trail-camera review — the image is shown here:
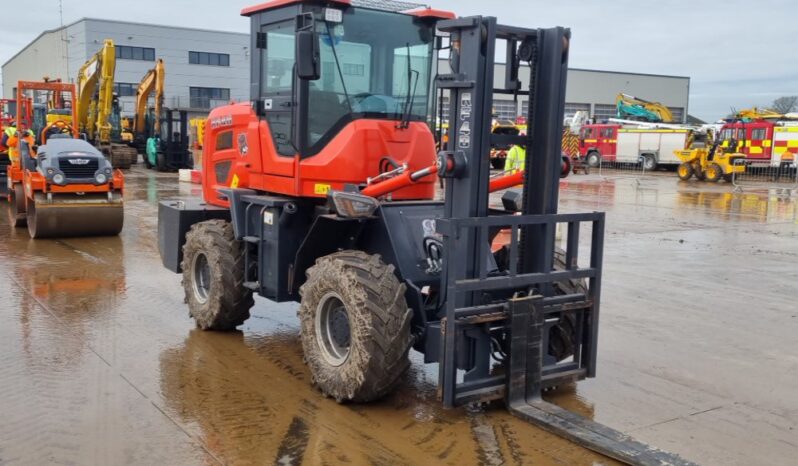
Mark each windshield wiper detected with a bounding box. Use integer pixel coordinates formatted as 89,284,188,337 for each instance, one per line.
399,43,420,129
324,21,353,114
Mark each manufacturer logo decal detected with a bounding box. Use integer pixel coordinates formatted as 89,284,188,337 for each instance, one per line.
68,158,90,165
210,115,233,129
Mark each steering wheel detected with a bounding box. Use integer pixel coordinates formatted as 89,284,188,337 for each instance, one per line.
41,120,73,143
350,93,389,113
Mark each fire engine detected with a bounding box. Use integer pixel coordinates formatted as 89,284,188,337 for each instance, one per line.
718,120,798,168
579,123,692,170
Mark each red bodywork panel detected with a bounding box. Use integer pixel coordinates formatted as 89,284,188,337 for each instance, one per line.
241,0,455,19
579,124,620,160
242,0,351,16
202,103,437,207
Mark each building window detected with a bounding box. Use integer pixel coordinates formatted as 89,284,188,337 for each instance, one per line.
190,87,231,109
593,104,617,122
342,63,365,76
189,51,230,67
116,45,155,61
564,102,590,119
114,83,136,97
668,107,684,123
492,99,517,121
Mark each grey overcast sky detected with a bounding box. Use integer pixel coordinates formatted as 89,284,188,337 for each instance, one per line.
2,0,796,121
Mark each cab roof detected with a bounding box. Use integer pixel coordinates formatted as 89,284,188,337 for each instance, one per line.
241,0,454,19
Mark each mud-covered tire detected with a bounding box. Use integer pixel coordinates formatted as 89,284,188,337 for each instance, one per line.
549,249,588,361
298,251,412,403
181,219,253,330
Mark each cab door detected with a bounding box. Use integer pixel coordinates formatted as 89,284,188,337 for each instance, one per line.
746,123,772,160
597,125,617,156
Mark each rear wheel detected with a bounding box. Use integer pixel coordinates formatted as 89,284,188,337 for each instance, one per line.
642,154,657,171
705,163,723,182
8,183,26,228
298,251,412,402
677,163,694,180
182,220,253,330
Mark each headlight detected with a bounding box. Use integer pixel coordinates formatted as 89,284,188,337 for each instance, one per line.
329,191,379,218
95,173,108,184
52,173,65,184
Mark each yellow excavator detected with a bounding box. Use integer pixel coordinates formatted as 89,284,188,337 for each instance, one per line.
616,93,674,123
131,58,165,154
734,107,796,121
75,39,138,169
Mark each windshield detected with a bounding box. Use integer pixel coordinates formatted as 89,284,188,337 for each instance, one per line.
306,8,435,149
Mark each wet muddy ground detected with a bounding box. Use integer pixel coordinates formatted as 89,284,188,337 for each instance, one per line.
0,167,796,465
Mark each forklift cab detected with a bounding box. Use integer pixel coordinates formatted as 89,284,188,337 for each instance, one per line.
146,108,192,171
243,1,449,157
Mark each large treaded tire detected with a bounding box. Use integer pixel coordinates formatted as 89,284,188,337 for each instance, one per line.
181,219,253,330
298,251,413,403
549,249,588,361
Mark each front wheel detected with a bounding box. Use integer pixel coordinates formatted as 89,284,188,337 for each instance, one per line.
298,251,412,403
182,220,254,330
586,152,600,168
705,163,723,182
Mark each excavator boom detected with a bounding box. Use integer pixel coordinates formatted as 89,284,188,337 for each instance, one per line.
76,39,116,142
134,59,165,138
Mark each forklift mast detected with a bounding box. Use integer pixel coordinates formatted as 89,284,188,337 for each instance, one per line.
434,17,692,465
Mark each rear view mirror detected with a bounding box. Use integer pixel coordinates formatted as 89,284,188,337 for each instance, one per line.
296,30,320,80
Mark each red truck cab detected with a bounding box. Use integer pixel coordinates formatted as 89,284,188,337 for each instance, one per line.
579,124,620,166
718,121,774,161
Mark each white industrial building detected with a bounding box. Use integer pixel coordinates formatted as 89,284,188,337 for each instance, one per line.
3,18,689,122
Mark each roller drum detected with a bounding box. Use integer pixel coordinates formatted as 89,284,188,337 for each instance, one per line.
26,192,124,238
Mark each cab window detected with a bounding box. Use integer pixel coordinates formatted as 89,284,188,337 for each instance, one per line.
215,130,233,151
751,128,766,140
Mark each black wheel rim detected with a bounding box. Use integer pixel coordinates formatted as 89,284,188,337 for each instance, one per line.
192,252,211,303
315,292,351,366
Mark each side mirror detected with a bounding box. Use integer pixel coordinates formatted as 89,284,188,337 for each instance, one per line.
296,30,320,80
296,30,321,81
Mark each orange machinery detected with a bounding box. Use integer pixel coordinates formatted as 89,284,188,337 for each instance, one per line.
7,80,124,238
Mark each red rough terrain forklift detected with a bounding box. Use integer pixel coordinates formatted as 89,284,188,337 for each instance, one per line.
158,1,692,464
